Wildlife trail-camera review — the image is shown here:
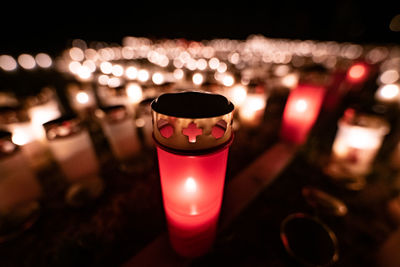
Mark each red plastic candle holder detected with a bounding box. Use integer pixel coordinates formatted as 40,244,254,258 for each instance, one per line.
151,91,234,258
280,85,325,145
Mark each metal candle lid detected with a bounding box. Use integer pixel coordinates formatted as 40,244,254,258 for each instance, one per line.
339,108,390,135
95,105,129,124
43,115,83,140
151,91,234,151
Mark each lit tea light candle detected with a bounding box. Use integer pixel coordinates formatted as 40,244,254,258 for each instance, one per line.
152,91,234,258
0,131,41,227
328,109,389,178
280,85,326,144
96,105,140,164
225,84,248,109
44,116,99,183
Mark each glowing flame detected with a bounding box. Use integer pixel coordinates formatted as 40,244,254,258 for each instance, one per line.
173,68,184,80
347,63,367,82
192,73,204,85
137,69,150,82
18,54,36,69
35,53,52,68
378,84,400,100
126,83,143,104
295,99,308,112
230,85,247,107
152,72,164,85
125,66,138,79
222,74,235,87
12,130,31,146
0,55,17,71
184,177,197,193
100,61,112,74
76,91,89,104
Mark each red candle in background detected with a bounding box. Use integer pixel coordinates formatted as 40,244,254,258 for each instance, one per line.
152,91,234,258
280,85,325,145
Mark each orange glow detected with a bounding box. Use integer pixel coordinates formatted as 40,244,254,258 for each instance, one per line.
209,57,220,70
222,74,234,87
0,55,17,71
98,75,109,85
35,53,52,68
83,60,96,73
126,83,143,103
192,73,204,85
137,69,150,82
347,63,368,83
152,72,165,85
68,61,81,74
111,64,124,77
173,69,184,80
100,62,113,74
125,66,138,79
18,54,36,69
69,47,84,61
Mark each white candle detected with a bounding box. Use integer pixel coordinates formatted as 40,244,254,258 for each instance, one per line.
98,106,140,160
28,98,61,141
0,133,41,214
330,110,389,176
45,118,99,182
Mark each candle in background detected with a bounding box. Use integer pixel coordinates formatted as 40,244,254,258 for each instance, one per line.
136,97,155,148
26,88,62,142
96,105,140,168
152,91,234,258
67,83,97,116
327,108,389,179
238,93,267,128
0,106,50,169
375,84,400,104
43,116,102,205
0,130,41,239
280,84,326,144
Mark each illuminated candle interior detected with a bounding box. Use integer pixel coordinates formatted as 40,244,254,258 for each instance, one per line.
331,116,389,176
238,94,266,127
280,85,325,144
0,132,41,214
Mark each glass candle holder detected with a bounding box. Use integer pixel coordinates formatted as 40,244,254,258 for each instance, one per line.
96,105,140,169
152,91,234,258
0,106,50,169
327,108,389,183
0,130,41,241
26,88,62,142
280,84,325,144
136,97,155,148
44,116,102,205
67,83,97,117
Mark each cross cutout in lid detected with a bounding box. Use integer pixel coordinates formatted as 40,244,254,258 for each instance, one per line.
182,122,203,143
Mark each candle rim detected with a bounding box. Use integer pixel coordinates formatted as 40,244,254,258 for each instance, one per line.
151,91,234,119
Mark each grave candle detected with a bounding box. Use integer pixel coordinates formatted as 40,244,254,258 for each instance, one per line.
329,108,389,177
152,91,234,258
280,84,325,144
96,105,140,162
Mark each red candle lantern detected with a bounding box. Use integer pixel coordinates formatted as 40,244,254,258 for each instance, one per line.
151,91,234,258
280,85,325,144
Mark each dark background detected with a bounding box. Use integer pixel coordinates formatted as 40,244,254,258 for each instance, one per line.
0,1,399,56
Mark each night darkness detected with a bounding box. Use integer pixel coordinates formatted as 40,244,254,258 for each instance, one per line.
1,1,399,56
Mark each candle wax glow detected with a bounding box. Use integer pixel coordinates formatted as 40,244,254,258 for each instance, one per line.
156,145,229,258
